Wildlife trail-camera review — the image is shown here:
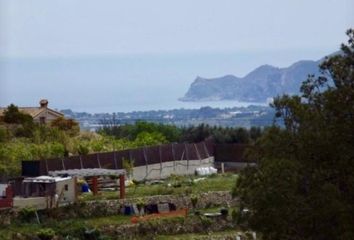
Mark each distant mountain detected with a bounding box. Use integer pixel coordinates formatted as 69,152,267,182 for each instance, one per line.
180,58,323,102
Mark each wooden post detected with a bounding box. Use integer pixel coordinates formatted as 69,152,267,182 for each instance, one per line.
92,176,98,196
203,142,210,158
185,143,189,170
143,147,148,178
97,153,101,168
114,151,118,169
45,159,49,174
119,175,125,199
159,145,162,177
194,144,202,165
61,158,66,170
172,143,176,171
79,156,83,169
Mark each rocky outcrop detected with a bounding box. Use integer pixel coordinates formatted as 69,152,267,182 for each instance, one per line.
180,59,322,102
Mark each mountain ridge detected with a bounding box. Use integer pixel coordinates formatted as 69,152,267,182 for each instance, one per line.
180,57,324,102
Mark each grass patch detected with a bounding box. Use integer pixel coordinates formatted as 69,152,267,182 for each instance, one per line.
80,173,238,201
0,215,131,240
156,229,243,240
85,215,131,227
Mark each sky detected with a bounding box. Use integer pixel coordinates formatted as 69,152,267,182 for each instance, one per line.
0,0,353,112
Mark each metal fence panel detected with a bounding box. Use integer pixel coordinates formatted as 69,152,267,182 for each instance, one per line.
21,141,217,176
214,144,247,162
145,146,160,164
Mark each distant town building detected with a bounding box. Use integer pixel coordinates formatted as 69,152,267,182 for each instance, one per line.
0,99,64,124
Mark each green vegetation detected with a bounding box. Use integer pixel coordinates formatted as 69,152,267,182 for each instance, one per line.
82,173,237,200
1,213,240,240
156,230,244,240
36,228,56,240
0,112,169,177
99,120,180,142
235,29,354,239
2,104,33,126
0,100,261,178
99,120,263,144
0,215,131,240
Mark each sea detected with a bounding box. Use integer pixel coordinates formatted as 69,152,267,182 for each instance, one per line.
0,50,324,113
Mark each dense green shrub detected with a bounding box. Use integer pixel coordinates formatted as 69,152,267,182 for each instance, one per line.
18,206,37,222
3,104,34,125
37,228,55,240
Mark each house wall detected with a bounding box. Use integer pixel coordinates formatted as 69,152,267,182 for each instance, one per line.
55,178,76,203
13,178,76,209
34,110,61,124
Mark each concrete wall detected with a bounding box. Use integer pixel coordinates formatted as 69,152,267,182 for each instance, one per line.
55,178,76,203
13,197,49,209
132,157,214,181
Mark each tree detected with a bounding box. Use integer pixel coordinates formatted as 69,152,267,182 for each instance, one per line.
3,104,33,125
133,131,167,146
51,117,80,136
2,104,34,138
98,120,181,142
235,29,354,240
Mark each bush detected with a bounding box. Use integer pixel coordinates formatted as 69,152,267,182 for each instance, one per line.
55,220,87,238
18,206,37,222
3,104,34,125
51,117,80,136
199,215,213,228
37,228,55,240
190,194,198,209
0,126,8,142
84,228,101,240
231,209,239,223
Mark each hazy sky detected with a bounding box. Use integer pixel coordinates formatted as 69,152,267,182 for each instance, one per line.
0,0,353,112
1,0,353,58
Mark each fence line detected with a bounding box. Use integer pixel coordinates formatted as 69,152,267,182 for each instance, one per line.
22,141,214,176
22,142,250,177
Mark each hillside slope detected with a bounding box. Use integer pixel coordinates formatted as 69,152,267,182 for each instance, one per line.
180,59,321,102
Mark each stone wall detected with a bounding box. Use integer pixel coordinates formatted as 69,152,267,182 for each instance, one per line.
0,191,237,225
117,190,236,209
62,191,236,220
